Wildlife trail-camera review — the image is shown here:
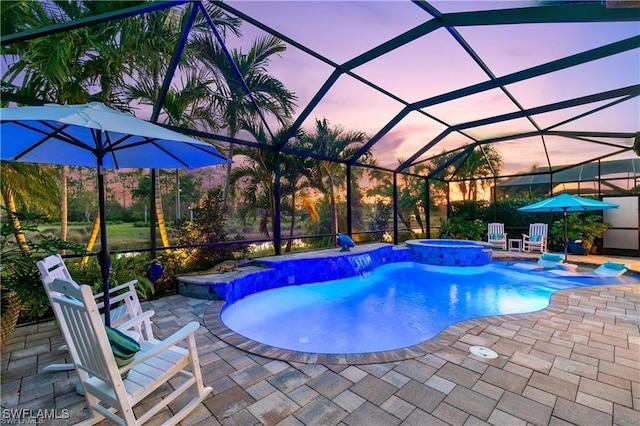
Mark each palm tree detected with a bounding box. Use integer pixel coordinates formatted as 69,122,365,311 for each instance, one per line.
301,118,368,237
397,163,429,234
0,162,60,253
190,35,297,203
125,68,222,244
230,124,318,252
280,139,317,252
2,1,130,255
121,5,240,249
230,125,278,237
449,146,502,200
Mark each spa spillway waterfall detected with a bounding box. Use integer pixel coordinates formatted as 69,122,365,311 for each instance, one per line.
406,239,492,267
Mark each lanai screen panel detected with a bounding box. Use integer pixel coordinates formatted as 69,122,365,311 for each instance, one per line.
493,136,550,176
422,88,521,126
226,1,425,64
456,21,640,77
2,0,638,187
298,74,407,157
373,111,449,170
552,98,640,134
352,27,489,103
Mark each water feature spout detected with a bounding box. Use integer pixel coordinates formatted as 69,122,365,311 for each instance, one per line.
348,254,374,277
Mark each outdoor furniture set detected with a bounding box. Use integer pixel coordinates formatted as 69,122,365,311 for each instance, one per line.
487,222,548,253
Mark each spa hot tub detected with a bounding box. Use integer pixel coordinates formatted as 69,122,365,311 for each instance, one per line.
406,239,492,266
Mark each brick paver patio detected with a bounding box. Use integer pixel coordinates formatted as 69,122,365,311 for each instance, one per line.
1,253,638,425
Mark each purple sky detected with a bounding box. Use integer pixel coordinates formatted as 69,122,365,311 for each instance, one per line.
222,1,639,175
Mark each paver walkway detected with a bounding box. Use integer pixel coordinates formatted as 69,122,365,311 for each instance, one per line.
1,254,638,425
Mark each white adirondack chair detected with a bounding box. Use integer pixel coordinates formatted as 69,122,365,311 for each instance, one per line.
37,255,154,372
487,223,507,250
49,278,212,426
522,223,548,253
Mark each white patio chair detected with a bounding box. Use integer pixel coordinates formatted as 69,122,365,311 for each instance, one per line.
522,223,548,253
487,223,507,250
37,254,154,372
49,277,212,426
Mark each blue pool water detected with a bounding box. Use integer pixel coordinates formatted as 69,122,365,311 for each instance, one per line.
221,261,635,354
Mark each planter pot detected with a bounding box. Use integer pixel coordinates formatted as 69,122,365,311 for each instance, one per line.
568,239,589,255
1,289,21,348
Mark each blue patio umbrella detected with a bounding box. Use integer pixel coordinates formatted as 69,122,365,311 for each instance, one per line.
517,193,618,261
1,102,231,325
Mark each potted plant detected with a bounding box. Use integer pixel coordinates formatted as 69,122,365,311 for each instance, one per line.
551,213,611,255
580,215,611,254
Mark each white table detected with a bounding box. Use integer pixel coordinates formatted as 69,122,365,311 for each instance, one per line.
508,239,522,252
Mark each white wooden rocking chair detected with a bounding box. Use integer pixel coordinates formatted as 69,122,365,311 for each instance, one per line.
49,278,212,426
37,254,154,372
522,223,548,253
487,223,507,250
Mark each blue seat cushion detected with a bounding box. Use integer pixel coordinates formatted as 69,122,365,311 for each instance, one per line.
540,253,563,262
602,261,627,271
531,234,542,242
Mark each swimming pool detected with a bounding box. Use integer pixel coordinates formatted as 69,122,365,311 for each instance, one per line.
221,261,637,354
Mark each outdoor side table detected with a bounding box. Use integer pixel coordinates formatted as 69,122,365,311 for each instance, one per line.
508,239,522,252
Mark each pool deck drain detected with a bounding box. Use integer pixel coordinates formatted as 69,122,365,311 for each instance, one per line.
469,345,498,359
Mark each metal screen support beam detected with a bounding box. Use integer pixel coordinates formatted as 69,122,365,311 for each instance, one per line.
274,151,282,255
446,183,451,219
199,3,275,143
148,3,198,259
425,177,431,239
0,1,189,46
393,173,399,245
346,164,353,236
598,160,602,198
493,177,498,222
150,170,157,259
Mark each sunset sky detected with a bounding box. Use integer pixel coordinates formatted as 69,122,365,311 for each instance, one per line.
219,1,639,174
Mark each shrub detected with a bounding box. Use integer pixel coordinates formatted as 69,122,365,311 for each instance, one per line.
68,254,156,300
368,199,392,241
0,209,85,319
169,187,249,274
438,215,485,240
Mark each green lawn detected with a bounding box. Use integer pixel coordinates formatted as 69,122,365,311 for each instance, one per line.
39,223,153,251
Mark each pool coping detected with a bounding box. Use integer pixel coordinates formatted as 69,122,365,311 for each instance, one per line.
203,279,590,365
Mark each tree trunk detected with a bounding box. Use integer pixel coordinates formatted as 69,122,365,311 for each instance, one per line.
328,176,338,237
2,187,30,254
60,166,68,255
459,182,468,200
82,215,100,265
155,171,171,249
223,143,234,203
285,191,296,252
413,206,424,234
398,212,412,232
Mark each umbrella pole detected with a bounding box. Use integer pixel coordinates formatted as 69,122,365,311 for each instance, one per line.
563,209,568,263
97,156,111,327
